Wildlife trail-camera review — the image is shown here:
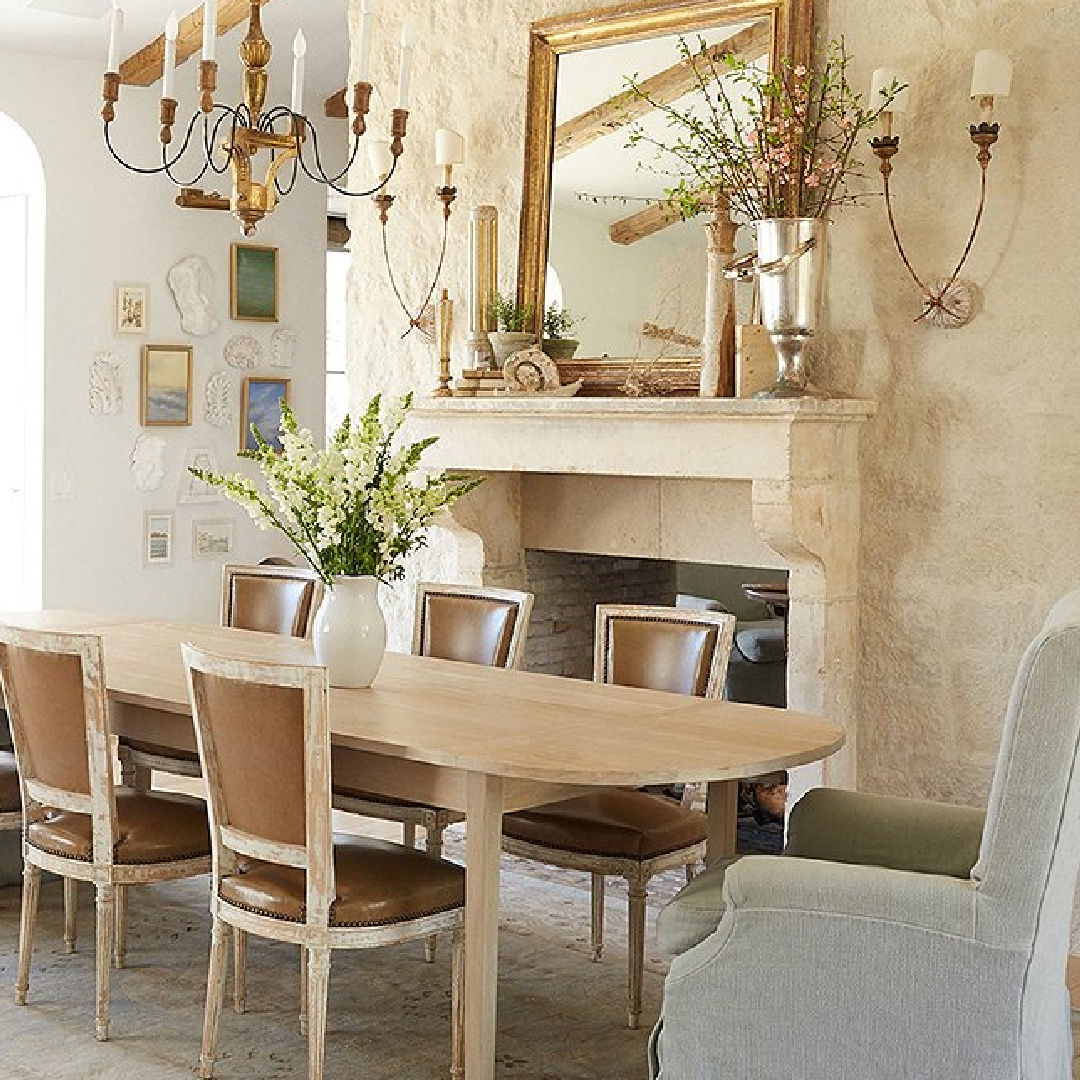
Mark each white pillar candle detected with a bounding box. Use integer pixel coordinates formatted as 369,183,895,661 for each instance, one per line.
106,3,124,73
162,11,179,100
202,0,217,63
435,129,466,167
367,138,394,180
396,23,414,110
869,67,908,112
291,29,307,114
357,0,376,82
970,50,1012,98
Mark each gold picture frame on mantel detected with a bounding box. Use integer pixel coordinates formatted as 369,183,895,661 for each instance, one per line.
517,0,814,396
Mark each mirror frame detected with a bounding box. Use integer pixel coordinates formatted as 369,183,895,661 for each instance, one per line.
517,0,814,377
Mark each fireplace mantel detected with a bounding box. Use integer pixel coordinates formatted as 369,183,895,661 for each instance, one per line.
407,396,877,790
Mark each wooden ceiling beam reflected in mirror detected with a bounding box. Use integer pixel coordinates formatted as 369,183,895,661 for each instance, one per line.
518,0,813,388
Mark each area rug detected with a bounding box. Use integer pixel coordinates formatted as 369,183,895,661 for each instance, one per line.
0,833,683,1080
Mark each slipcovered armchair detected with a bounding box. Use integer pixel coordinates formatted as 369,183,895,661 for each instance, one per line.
650,589,1080,1080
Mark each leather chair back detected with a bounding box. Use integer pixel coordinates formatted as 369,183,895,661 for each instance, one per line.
414,584,534,669
222,564,323,638
595,606,736,700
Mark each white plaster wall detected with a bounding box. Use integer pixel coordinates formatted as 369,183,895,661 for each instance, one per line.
0,49,327,622
345,0,1079,816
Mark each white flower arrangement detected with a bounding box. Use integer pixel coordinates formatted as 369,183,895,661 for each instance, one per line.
190,393,480,584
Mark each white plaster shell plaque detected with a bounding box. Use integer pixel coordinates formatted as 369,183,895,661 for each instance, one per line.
204,371,234,427
130,434,166,492
271,328,297,368
167,255,219,336
89,351,122,415
224,334,262,369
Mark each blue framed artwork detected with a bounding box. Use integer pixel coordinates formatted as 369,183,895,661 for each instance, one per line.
240,377,291,452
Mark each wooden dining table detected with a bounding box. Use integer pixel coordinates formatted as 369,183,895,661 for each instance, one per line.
0,611,844,1080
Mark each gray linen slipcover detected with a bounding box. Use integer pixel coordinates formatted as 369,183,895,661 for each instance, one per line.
649,589,1080,1079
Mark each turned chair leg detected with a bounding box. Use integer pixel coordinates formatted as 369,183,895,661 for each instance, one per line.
94,883,116,1041
199,919,230,1080
63,876,78,954
305,949,332,1080
114,884,128,969
15,863,42,1006
233,930,247,1014
590,873,605,962
450,928,465,1080
424,815,448,963
626,877,648,1031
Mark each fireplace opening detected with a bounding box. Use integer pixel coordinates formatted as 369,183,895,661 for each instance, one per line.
520,550,789,852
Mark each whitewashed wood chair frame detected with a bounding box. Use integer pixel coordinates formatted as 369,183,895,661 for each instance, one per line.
333,581,534,856
122,563,323,787
500,604,735,1029
0,627,212,1042
183,645,465,1080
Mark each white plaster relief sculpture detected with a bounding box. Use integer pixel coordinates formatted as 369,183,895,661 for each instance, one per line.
224,333,261,369
179,448,222,504
502,346,582,397
204,371,234,427
167,255,219,336
130,433,167,492
271,328,297,368
89,351,122,415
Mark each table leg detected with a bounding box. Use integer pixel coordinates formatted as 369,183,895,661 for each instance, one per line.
465,772,503,1080
705,779,739,862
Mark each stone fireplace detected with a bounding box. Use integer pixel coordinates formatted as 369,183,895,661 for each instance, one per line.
406,395,875,792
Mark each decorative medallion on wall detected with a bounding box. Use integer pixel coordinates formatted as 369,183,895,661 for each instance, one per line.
270,327,297,368
89,351,122,415
224,333,262,369
204,371,234,427
130,433,166,492
922,278,977,329
167,255,219,336
179,448,222,504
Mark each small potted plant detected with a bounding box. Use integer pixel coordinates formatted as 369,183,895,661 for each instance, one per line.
488,292,536,368
541,304,580,361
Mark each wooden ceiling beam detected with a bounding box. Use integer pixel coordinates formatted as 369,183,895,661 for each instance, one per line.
608,199,688,246
554,20,770,161
119,0,272,88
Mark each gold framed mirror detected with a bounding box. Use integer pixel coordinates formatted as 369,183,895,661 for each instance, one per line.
517,0,814,395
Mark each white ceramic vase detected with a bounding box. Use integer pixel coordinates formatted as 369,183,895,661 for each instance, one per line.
312,575,386,689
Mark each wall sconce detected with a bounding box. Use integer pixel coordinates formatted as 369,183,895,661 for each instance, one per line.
372,127,464,341
869,49,1013,327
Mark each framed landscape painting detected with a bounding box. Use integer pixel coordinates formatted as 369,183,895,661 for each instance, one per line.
141,344,193,425
240,377,291,452
144,512,172,566
231,242,279,321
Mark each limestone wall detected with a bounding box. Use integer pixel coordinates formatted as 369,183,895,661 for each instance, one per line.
345,0,1080,811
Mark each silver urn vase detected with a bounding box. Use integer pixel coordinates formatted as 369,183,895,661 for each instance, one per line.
754,217,828,398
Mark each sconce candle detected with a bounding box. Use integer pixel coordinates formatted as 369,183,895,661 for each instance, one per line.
367,139,394,182
870,67,907,111
202,0,217,62
435,129,466,167
106,2,124,72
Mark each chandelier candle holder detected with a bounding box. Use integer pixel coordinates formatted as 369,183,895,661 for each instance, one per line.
869,50,1012,327
371,126,465,340
101,0,419,236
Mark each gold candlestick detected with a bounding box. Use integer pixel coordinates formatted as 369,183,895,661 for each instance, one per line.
435,289,454,397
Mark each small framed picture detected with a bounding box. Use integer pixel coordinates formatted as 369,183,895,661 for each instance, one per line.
240,376,291,452
179,448,222,504
141,344,193,426
115,283,148,335
144,512,172,566
231,242,279,322
192,518,234,559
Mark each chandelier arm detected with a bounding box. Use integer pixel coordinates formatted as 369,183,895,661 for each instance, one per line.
200,108,244,176
103,111,203,178
296,120,371,190
274,153,301,197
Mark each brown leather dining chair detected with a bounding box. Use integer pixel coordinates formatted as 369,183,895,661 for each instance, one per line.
501,604,736,1030
183,644,466,1080
332,581,534,860
119,562,323,788
0,626,211,1042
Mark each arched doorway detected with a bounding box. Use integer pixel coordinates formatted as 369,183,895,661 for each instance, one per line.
0,112,44,610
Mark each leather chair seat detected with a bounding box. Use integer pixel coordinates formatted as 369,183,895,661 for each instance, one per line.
503,789,706,860
26,789,210,865
0,750,21,813
218,835,465,927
